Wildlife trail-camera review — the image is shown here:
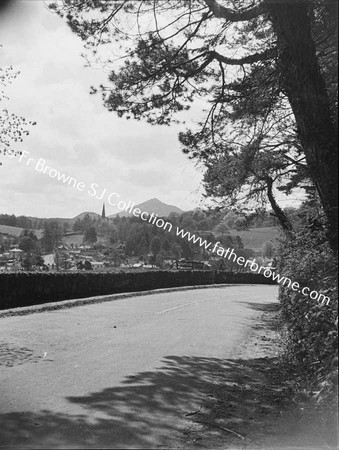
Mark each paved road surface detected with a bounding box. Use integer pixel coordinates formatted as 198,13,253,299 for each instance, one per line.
0,285,278,449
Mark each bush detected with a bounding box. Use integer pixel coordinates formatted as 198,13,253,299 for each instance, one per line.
277,220,338,393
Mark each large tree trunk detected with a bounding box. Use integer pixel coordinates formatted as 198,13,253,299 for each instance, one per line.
267,0,338,252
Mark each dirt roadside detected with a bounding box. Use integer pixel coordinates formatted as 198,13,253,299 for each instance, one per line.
178,302,338,450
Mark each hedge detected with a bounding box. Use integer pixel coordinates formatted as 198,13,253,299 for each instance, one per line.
0,270,275,310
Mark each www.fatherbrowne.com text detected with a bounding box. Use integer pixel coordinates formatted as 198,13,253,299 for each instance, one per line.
15,151,331,306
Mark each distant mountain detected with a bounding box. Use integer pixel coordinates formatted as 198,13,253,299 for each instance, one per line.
0,200,182,232
109,198,184,218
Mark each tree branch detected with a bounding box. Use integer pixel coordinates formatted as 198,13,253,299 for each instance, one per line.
210,48,277,65
203,0,265,21
282,154,307,167
266,177,293,232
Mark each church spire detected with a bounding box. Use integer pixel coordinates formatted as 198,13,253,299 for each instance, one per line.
101,202,106,219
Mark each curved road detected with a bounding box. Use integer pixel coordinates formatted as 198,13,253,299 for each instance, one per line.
0,285,278,449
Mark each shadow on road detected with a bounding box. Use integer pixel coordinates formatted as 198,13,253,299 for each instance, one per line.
0,350,300,449
1,302,332,449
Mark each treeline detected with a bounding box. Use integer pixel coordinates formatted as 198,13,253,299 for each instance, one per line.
0,214,46,229
0,214,73,231
71,209,255,268
0,207,283,264
0,207,284,231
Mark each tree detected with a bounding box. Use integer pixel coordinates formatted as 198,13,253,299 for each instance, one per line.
124,223,150,256
84,260,93,270
0,213,17,226
134,236,147,256
217,234,235,249
125,235,137,256
109,230,118,244
73,218,82,232
22,254,33,271
234,235,244,249
196,219,210,231
42,221,63,253
168,212,180,227
233,216,248,231
222,211,238,229
201,143,296,232
76,260,85,270
180,240,193,259
162,238,171,256
262,241,274,258
74,214,95,233
181,216,196,230
83,226,97,244
0,66,36,166
109,245,124,267
214,222,230,236
51,0,338,250
35,255,44,267
22,253,44,271
150,236,161,256
18,236,38,254
171,242,182,260
155,252,164,268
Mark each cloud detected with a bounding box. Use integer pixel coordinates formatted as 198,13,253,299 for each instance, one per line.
0,1,204,218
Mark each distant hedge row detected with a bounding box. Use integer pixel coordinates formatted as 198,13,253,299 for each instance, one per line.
0,270,275,310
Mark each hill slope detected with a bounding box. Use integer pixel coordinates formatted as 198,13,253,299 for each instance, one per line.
0,224,43,239
73,212,101,221
229,227,281,251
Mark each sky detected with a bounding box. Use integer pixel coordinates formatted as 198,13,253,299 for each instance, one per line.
0,0,303,219
0,0,206,218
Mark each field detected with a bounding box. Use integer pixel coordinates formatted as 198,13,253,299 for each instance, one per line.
230,227,281,251
62,227,281,251
62,234,84,246
0,225,43,239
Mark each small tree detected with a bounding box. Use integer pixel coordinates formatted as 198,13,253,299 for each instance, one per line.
83,227,97,245
42,221,63,253
214,222,230,236
19,236,38,254
107,246,122,267
171,243,182,261
22,254,33,271
162,239,171,257
84,260,93,270
262,241,274,259
155,253,164,269
150,236,161,256
234,235,244,250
